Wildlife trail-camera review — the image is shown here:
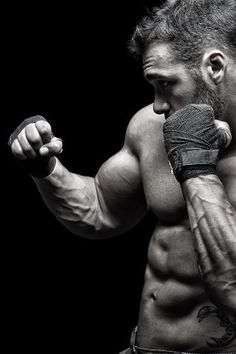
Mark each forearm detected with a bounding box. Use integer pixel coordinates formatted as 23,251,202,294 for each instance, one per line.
182,175,236,314
32,158,118,239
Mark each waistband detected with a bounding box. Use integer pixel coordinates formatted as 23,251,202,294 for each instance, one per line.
130,327,235,354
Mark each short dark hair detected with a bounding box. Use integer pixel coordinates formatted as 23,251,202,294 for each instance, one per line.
128,0,236,68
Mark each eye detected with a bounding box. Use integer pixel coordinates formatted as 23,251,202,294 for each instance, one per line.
158,80,169,88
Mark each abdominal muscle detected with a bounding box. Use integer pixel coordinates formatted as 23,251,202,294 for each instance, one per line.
136,223,236,352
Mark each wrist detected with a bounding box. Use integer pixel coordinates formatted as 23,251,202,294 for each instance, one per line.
182,173,222,194
182,174,226,213
180,165,217,183
169,148,219,183
24,156,57,178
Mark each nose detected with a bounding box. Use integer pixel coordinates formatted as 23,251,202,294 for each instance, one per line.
153,95,170,115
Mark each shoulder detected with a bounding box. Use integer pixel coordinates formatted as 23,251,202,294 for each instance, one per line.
125,103,165,153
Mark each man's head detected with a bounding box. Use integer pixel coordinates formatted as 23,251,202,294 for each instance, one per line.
129,0,236,69
129,0,236,122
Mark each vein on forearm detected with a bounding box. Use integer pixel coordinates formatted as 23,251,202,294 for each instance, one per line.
182,175,236,313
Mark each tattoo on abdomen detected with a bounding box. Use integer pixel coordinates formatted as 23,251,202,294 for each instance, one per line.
197,305,236,348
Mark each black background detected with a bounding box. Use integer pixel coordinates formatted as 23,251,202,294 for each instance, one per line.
2,1,162,353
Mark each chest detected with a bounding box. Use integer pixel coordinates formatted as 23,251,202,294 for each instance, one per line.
140,137,236,223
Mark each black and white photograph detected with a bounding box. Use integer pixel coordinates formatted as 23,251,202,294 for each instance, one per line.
3,1,236,353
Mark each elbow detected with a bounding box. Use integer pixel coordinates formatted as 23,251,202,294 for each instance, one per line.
51,194,120,239
54,215,98,239
60,221,102,240
55,210,119,240
58,221,118,240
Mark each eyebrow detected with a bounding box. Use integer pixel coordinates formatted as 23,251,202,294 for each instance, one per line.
144,72,169,82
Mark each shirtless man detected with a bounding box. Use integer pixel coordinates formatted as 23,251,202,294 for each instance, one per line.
8,0,236,353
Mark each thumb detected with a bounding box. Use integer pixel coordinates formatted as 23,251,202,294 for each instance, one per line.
215,120,232,148
39,137,63,156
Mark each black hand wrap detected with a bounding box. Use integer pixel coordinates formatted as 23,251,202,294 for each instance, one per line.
8,115,56,178
163,104,227,183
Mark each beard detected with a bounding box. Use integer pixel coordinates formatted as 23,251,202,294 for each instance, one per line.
191,71,227,120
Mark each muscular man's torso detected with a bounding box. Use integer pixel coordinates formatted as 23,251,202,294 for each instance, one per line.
131,105,236,352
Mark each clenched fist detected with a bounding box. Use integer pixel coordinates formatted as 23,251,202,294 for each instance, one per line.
163,104,232,183
8,115,63,177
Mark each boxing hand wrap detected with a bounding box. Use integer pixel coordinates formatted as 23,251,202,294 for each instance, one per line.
163,104,230,183
8,115,56,178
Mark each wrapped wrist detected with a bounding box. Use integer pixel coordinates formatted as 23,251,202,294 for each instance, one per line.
22,155,57,178
163,104,227,184
8,115,57,178
179,165,217,183
168,148,219,183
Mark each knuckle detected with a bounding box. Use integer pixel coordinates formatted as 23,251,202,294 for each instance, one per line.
17,129,27,143
36,120,51,134
52,137,62,146
25,134,39,145
28,135,41,145
25,123,35,135
53,140,63,153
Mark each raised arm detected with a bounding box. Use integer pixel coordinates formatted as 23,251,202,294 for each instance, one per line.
9,114,148,240
163,104,236,316
183,174,236,316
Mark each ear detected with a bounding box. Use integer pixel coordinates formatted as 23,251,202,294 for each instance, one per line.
201,50,227,85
